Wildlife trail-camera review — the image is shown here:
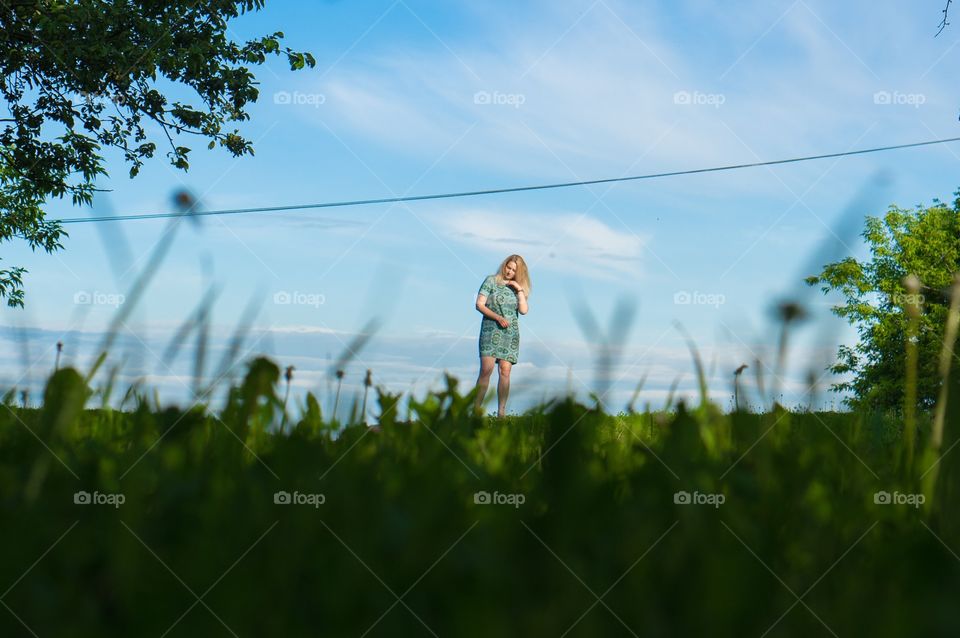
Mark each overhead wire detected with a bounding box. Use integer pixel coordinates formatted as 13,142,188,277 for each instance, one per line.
54,136,960,225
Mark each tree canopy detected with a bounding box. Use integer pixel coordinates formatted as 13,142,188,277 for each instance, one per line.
806,193,960,411
0,0,314,306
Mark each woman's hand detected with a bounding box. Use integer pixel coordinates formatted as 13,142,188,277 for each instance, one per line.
496,315,509,328
506,280,522,293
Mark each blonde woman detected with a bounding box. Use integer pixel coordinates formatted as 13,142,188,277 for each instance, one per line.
473,255,531,417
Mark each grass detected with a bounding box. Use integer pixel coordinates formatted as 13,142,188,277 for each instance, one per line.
1,356,959,636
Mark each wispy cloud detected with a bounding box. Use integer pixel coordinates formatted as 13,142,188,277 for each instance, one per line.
304,0,957,210
429,207,647,279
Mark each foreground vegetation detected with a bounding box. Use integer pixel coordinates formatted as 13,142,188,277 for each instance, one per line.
1,357,959,637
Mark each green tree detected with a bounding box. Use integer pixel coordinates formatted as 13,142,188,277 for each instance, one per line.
0,0,315,307
806,193,960,411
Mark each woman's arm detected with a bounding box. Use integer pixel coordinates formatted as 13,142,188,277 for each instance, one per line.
475,294,501,321
505,281,529,315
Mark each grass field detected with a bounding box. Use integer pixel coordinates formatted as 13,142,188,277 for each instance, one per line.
2,356,960,636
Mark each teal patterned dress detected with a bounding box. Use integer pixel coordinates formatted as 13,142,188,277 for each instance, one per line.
478,275,521,364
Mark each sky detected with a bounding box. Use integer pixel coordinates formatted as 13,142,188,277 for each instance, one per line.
2,0,959,418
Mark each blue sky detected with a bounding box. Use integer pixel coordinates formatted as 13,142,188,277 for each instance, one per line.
2,0,959,416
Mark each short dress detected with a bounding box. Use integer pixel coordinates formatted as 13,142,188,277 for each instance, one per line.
478,275,521,364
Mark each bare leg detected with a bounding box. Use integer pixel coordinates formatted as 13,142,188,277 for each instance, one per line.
474,356,496,416
497,360,512,418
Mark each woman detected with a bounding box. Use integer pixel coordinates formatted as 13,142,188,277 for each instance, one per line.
473,254,531,417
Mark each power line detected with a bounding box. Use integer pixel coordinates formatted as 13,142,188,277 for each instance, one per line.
56,136,960,225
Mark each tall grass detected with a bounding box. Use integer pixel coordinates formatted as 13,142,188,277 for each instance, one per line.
1,354,958,635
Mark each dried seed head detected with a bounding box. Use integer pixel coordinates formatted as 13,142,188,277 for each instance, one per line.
903,273,921,293
776,301,807,324
173,189,196,212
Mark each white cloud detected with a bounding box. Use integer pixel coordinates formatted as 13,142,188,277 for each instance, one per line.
429,207,647,280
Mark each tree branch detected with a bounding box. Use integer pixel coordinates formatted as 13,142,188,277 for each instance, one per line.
937,0,953,36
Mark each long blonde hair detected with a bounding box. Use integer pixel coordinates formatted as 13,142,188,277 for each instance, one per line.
494,254,531,297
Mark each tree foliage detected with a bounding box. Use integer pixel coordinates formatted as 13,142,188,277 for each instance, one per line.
0,0,315,306
806,193,960,411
